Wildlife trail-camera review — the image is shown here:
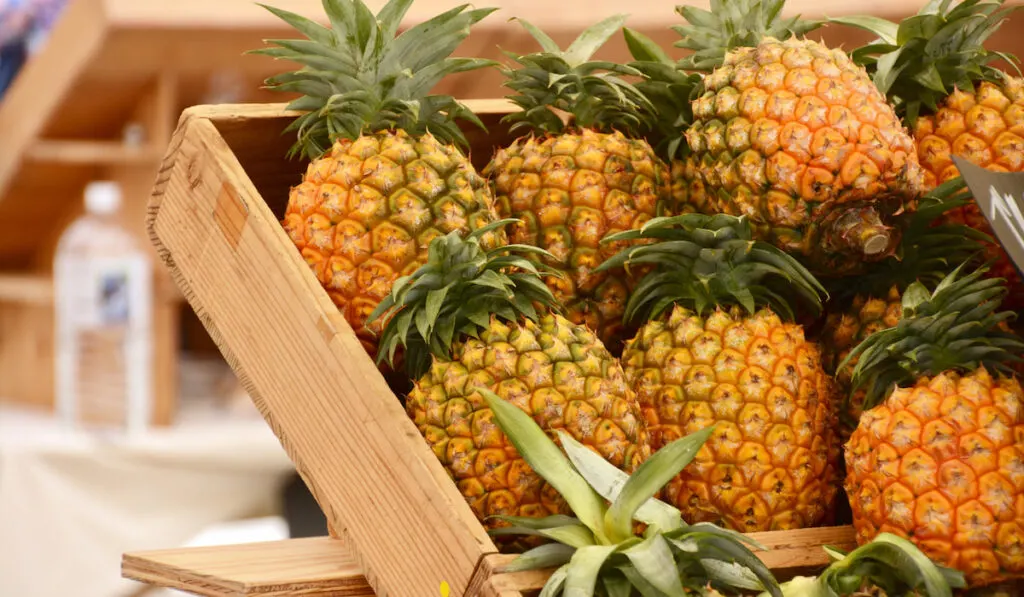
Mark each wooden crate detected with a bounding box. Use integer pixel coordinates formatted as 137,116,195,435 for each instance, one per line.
123,101,857,597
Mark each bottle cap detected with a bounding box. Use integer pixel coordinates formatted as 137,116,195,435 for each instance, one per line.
84,181,122,215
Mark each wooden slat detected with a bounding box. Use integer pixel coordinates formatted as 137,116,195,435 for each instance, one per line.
145,109,496,597
471,526,859,594
0,273,52,304
122,537,373,597
25,140,163,165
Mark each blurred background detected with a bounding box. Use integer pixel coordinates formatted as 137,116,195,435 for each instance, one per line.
1,1,1022,596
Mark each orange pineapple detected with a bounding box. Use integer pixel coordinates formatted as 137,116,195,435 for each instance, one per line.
600,213,841,532
843,266,1024,588
624,0,822,220
482,16,672,354
368,222,652,549
255,0,506,362
669,0,924,275
836,0,1024,309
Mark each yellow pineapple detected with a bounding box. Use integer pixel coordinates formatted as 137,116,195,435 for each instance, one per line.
481,16,672,354
673,0,924,275
819,178,991,438
836,0,1024,310
624,0,823,218
843,266,1024,588
368,221,651,549
598,213,841,532
255,0,506,363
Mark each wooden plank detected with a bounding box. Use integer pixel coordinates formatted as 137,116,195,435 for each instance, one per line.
0,273,52,304
24,140,163,165
146,112,496,597
471,526,858,594
746,526,858,574
122,537,374,597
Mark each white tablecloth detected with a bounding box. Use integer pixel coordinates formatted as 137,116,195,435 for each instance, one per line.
0,404,296,597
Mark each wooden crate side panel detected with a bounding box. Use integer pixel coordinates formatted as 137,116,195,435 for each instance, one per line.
122,537,374,597
475,526,859,594
146,116,494,597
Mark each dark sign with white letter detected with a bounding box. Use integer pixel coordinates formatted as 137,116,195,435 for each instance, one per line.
952,155,1024,278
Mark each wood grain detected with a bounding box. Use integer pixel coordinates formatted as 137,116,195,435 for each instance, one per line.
122,537,373,596
145,111,496,597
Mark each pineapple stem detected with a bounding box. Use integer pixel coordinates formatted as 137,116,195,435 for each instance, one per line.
830,207,897,260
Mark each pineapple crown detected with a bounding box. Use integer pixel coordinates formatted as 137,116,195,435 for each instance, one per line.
673,0,823,72
366,219,561,379
833,0,1023,127
498,15,658,136
764,534,965,597
596,213,827,325
479,388,783,597
622,27,704,162
251,0,499,160
825,177,993,302
843,264,1024,410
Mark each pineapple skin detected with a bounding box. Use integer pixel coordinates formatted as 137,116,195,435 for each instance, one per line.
405,313,652,540
282,130,506,360
621,305,840,532
821,286,903,439
915,79,1024,311
667,156,712,216
484,128,670,354
685,38,924,273
845,368,1024,588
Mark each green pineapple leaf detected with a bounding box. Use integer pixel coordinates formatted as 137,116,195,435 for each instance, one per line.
603,425,715,542
368,220,562,378
253,0,500,159
599,213,827,325
496,16,656,135
482,386,782,597
674,0,823,72
480,388,611,544
556,430,684,534
843,264,1024,409
834,0,1023,127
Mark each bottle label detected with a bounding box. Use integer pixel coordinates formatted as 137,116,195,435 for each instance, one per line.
55,254,153,434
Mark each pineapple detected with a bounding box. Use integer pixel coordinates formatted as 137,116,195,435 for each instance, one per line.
819,177,991,438
675,0,925,275
622,0,821,218
835,0,1024,310
254,0,506,362
843,266,1024,588
598,213,840,532
619,27,706,216
367,220,652,548
481,15,672,354
618,0,819,221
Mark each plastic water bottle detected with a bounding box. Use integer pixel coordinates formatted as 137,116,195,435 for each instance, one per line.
53,181,154,435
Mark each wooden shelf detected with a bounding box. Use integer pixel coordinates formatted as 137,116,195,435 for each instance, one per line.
0,273,52,305
122,537,373,597
24,140,163,165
